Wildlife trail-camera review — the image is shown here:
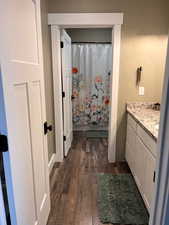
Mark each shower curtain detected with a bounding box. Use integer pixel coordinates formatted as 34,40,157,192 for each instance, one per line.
72,43,112,130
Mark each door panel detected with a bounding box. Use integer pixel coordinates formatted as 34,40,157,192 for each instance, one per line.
30,81,47,214
9,0,38,63
12,83,37,224
61,30,73,156
0,0,50,225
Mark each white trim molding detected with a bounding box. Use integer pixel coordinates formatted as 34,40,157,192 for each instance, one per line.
51,26,64,162
48,13,123,27
48,153,57,174
108,25,121,162
49,13,123,163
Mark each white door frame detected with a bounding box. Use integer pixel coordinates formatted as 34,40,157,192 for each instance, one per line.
49,13,123,162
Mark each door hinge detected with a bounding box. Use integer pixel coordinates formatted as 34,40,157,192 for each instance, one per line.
153,171,156,183
44,122,53,135
63,135,66,141
71,95,75,101
0,134,8,152
60,41,64,48
62,91,65,98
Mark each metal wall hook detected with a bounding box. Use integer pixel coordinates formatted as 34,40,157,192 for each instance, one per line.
136,66,142,86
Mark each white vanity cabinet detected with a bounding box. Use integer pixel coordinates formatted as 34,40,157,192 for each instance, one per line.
125,113,156,212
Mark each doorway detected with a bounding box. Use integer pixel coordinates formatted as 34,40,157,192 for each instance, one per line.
49,13,123,162
67,29,112,139
60,28,113,156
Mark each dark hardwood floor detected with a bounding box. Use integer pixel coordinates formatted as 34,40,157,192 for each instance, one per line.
47,132,130,225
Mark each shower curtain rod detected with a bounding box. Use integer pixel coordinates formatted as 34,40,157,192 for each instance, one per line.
72,42,112,44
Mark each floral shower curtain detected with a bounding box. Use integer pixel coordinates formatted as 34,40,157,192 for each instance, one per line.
72,43,112,130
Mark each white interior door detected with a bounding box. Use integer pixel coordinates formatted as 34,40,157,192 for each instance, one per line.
61,30,73,156
0,1,50,225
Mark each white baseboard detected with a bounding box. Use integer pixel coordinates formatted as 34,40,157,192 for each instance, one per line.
48,153,56,174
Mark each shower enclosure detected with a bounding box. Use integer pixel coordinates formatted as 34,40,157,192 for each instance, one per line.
72,43,112,131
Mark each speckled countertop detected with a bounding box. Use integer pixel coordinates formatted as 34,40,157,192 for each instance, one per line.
127,102,160,141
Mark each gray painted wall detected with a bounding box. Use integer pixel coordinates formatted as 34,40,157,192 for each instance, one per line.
66,28,112,42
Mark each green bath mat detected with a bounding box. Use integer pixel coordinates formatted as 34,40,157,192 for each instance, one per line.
86,130,108,138
97,173,149,224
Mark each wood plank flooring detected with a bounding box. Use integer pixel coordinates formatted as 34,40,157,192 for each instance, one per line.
47,132,131,225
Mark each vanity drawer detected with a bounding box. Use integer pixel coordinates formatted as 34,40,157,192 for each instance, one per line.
137,125,157,157
127,114,137,131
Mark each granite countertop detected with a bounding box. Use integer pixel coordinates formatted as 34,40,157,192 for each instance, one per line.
126,102,160,141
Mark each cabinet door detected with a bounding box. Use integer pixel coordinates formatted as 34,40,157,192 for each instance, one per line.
144,150,156,210
126,142,132,171
126,124,136,172
135,136,146,192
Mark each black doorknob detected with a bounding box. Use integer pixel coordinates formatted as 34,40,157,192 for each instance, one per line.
71,95,75,100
